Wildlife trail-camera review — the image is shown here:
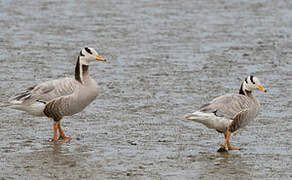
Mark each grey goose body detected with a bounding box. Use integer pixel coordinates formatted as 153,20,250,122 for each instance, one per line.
3,47,106,142
184,76,266,151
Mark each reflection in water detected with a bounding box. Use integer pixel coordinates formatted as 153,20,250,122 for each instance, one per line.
188,152,251,178
3,142,94,179
215,153,249,175
52,142,62,154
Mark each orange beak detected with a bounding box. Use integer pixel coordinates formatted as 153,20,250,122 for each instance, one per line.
96,55,106,61
257,85,267,92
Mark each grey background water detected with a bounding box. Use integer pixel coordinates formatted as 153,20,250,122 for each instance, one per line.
0,0,291,179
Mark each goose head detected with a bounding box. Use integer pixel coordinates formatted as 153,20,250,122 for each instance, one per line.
79,47,106,65
240,76,266,95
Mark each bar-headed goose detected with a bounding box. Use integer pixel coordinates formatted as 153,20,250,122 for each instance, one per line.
184,76,266,151
3,47,106,142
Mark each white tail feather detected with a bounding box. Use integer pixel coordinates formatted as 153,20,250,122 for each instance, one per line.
1,101,46,116
184,111,232,132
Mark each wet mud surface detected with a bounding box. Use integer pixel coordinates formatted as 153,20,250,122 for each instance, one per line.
0,0,291,179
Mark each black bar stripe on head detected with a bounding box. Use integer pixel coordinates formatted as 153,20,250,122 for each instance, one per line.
85,47,92,54
80,50,84,56
250,75,255,84
245,77,248,84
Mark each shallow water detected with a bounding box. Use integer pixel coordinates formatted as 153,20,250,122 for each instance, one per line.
0,0,292,179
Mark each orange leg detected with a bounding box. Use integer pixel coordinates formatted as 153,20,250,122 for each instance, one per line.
220,131,240,151
52,122,58,142
57,121,75,141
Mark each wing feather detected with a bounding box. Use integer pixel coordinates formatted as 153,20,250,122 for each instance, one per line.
199,94,251,119
8,77,77,105
43,94,74,120
229,109,249,132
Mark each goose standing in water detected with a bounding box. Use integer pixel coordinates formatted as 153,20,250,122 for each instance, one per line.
184,76,266,151
2,47,106,142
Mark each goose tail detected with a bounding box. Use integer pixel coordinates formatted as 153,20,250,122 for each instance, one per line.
184,111,214,122
184,111,231,131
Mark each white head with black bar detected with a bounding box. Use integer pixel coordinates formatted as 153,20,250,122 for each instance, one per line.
239,75,266,95
79,47,106,65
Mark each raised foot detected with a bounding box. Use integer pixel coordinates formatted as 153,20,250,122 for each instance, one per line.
227,145,240,151
58,136,79,142
218,144,240,152
59,136,76,140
